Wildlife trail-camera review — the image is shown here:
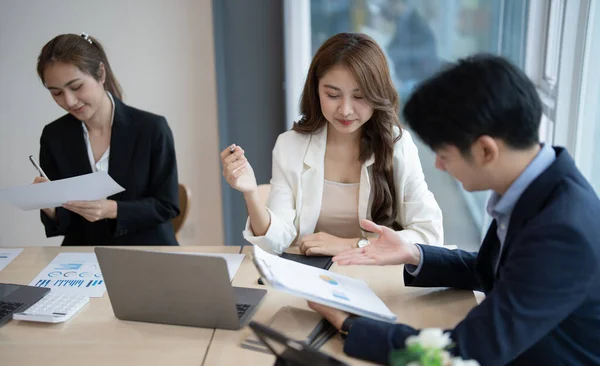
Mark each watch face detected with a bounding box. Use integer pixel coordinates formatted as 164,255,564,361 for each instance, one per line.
358,238,369,248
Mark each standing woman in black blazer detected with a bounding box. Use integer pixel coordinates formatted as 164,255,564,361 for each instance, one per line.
33,33,180,246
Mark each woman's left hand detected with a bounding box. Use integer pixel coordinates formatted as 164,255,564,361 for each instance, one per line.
63,200,118,222
298,232,355,256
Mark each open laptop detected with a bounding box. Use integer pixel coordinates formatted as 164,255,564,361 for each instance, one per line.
95,247,266,330
0,283,49,327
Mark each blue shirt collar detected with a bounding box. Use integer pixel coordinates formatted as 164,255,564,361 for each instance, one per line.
487,144,556,218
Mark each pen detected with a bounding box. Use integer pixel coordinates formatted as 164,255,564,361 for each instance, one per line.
229,145,235,154
29,155,48,179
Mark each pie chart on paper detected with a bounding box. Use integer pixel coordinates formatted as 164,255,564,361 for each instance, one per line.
319,275,339,285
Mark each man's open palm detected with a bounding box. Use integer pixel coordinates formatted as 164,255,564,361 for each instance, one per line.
332,219,420,266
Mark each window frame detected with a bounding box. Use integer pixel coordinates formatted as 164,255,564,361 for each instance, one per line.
282,0,312,130
573,0,600,188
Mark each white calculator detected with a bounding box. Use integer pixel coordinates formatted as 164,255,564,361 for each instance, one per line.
12,292,89,323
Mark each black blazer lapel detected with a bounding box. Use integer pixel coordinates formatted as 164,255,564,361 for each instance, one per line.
108,98,136,200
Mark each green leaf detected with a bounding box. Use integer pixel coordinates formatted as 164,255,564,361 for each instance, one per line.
419,348,444,366
389,349,420,366
389,344,449,366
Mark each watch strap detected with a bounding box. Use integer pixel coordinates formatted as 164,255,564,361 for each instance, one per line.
340,315,356,339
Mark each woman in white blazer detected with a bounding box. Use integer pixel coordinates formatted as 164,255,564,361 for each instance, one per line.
220,33,443,255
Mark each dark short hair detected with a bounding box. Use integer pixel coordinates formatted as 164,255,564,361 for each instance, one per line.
403,54,542,155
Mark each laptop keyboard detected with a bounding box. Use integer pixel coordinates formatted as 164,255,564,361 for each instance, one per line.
236,303,251,318
0,300,24,320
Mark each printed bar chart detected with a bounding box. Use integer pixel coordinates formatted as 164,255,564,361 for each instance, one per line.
29,253,106,297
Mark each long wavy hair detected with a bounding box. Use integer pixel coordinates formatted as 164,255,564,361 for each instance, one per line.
293,33,403,230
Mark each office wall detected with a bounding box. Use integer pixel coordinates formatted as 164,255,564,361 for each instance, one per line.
0,0,223,246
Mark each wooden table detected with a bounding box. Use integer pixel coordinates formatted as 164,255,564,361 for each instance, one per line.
0,246,477,366
0,246,240,366
202,246,477,365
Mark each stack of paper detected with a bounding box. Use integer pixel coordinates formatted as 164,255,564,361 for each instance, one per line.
253,245,397,323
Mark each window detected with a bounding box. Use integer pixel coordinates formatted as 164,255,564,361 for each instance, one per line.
310,0,528,100
526,0,566,143
527,0,598,194
542,0,565,97
574,0,600,193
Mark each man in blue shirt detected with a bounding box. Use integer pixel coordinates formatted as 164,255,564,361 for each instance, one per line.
309,54,600,365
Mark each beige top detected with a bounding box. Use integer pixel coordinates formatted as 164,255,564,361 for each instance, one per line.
314,179,362,239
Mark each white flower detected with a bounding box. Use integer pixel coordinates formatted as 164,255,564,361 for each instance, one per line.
405,335,420,347
400,328,479,366
451,357,480,366
406,328,452,349
441,350,452,365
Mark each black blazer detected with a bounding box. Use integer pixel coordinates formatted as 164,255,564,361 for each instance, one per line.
343,147,600,365
39,97,180,246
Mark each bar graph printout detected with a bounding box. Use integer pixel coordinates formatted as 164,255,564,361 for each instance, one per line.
29,253,105,297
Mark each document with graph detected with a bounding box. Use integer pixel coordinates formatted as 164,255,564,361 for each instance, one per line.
0,248,23,271
252,246,396,323
29,253,105,297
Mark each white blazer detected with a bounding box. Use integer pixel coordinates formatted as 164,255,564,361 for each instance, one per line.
243,125,444,253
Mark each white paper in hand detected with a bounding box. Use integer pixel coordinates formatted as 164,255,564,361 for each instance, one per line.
252,245,397,323
0,172,124,210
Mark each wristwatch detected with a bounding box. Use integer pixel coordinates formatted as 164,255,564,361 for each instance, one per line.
356,238,370,248
340,315,356,339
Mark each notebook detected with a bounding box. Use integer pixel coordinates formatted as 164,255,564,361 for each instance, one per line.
258,252,333,285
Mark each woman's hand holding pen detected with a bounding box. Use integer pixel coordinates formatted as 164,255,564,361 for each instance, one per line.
33,176,50,184
220,144,257,194
221,143,270,236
